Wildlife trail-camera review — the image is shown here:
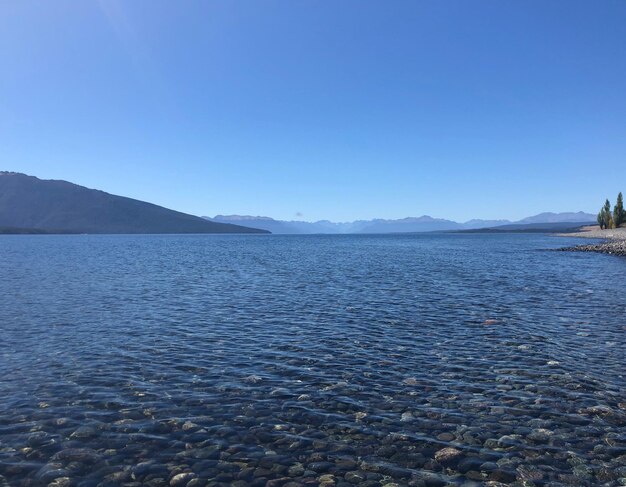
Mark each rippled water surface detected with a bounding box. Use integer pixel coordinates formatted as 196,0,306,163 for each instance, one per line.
1,234,625,487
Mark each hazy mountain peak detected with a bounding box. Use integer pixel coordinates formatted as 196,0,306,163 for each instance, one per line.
212,214,277,222
518,211,596,224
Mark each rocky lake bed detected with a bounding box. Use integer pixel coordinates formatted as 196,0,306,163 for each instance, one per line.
1,234,625,486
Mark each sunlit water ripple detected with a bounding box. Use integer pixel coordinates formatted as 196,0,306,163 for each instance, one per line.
0,234,624,487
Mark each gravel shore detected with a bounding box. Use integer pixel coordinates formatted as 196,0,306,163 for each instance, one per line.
557,226,626,256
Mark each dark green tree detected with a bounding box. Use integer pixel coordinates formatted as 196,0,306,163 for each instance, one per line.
614,192,624,228
604,199,613,229
598,199,613,229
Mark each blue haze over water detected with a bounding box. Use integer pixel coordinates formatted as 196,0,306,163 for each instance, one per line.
1,234,625,485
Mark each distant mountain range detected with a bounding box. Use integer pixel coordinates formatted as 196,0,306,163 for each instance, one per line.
0,171,596,235
206,212,596,234
0,172,268,234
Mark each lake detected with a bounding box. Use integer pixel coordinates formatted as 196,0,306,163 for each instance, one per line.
1,234,625,486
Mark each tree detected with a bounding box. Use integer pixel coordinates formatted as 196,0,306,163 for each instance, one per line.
598,199,613,229
598,200,611,230
614,192,625,228
602,199,613,228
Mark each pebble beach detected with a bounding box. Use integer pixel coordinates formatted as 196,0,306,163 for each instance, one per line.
557,226,626,256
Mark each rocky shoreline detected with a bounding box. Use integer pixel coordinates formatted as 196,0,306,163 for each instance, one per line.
558,239,626,256
557,226,626,256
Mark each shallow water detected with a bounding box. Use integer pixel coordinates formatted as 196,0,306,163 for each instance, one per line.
0,234,624,487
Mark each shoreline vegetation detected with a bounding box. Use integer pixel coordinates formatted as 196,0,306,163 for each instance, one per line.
0,226,79,235
557,192,626,256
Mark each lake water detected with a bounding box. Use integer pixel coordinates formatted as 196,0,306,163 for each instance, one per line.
0,234,625,487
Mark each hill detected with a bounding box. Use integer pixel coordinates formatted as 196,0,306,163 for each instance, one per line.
0,172,268,234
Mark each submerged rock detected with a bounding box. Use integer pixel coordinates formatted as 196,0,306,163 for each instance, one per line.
434,447,462,465
169,472,197,486
436,432,455,442
53,448,100,464
70,426,97,440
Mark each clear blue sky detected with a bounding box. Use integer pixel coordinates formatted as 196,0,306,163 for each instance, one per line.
1,1,625,222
